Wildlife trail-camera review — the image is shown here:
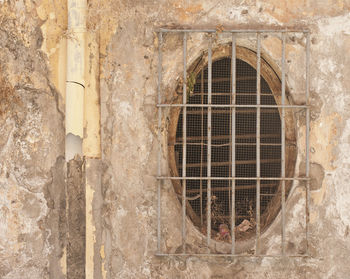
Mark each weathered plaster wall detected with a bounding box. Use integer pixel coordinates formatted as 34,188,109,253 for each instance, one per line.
1,0,350,278
98,1,350,278
0,1,65,278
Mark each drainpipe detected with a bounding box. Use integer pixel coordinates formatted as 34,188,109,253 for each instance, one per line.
65,1,87,278
66,0,87,161
66,1,103,278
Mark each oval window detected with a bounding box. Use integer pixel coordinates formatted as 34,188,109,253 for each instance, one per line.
168,46,297,242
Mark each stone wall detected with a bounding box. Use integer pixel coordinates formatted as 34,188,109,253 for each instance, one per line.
0,1,65,278
0,0,350,278
99,1,350,278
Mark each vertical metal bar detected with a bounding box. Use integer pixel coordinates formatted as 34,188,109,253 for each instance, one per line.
182,32,187,254
256,33,261,255
207,36,212,250
305,32,311,255
157,31,163,254
281,32,286,256
231,34,236,254
200,69,204,227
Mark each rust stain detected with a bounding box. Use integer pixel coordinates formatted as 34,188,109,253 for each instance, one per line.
0,73,20,117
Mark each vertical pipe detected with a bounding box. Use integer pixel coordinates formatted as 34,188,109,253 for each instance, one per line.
231,34,236,254
182,33,187,253
66,1,86,277
207,36,212,250
256,33,261,255
66,0,87,161
305,32,311,255
281,32,286,256
157,32,163,254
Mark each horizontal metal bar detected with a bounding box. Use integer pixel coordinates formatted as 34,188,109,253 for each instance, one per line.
187,92,275,96
173,142,283,147
158,29,309,34
222,215,260,219
177,158,281,168
201,76,257,82
157,176,310,181
156,253,311,259
186,183,276,193
175,133,280,142
182,108,280,115
157,104,307,108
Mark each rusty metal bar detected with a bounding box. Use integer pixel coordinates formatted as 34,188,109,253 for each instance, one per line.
256,32,261,255
281,32,286,255
157,31,163,254
207,36,212,251
305,31,311,255
182,32,187,253
231,33,236,254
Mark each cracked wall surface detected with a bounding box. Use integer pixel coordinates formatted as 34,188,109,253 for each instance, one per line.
0,1,65,278
98,1,350,278
0,0,350,278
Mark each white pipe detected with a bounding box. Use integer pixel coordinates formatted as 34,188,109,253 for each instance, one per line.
66,0,87,161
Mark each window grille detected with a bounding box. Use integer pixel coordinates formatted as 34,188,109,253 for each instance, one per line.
156,29,310,257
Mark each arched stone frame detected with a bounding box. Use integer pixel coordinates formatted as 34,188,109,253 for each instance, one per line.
167,44,297,246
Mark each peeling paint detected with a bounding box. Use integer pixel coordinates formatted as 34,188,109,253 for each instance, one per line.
1,0,350,278
60,247,67,275
100,245,107,279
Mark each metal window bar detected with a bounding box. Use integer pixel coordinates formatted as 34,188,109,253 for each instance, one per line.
156,29,310,258
256,33,261,255
157,177,310,181
157,32,163,254
207,36,212,251
281,32,286,255
200,68,204,227
305,32,311,255
182,33,187,253
157,104,308,108
231,34,236,254
158,28,309,33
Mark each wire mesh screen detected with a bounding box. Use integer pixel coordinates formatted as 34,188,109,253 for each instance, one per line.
175,58,282,239
157,29,310,257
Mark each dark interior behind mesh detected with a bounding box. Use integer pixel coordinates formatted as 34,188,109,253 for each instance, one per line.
175,58,281,237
